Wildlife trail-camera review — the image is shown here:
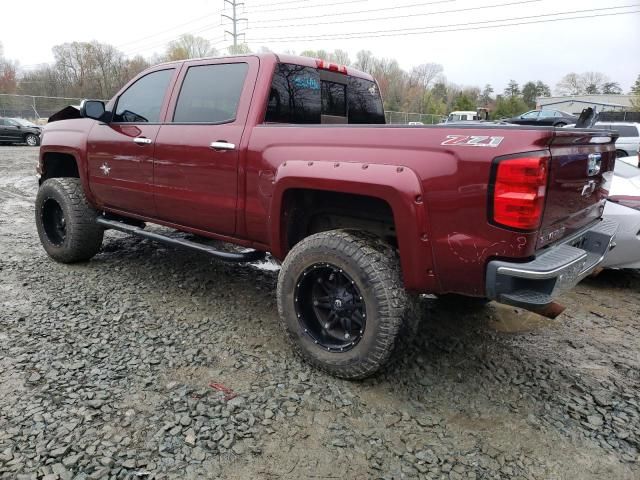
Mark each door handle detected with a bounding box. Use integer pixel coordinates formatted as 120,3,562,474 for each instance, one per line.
133,137,152,145
210,141,236,151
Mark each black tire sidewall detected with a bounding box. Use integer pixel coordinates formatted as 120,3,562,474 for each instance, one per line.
35,178,102,262
35,181,75,257
278,232,405,378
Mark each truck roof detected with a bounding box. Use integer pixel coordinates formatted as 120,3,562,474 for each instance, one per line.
153,52,375,82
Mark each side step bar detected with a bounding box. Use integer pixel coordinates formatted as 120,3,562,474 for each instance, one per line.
97,218,266,263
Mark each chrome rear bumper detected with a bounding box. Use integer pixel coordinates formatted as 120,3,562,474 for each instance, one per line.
486,218,618,308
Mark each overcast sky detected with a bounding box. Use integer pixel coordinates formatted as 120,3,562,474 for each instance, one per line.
2,0,639,94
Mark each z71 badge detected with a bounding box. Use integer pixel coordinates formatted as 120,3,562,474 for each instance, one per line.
441,135,504,148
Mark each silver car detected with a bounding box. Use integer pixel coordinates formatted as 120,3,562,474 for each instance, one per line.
595,122,640,159
602,158,640,269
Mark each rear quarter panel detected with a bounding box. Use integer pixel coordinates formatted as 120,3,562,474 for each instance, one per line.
246,124,555,295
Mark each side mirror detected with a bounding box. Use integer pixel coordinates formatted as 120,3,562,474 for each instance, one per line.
80,100,106,120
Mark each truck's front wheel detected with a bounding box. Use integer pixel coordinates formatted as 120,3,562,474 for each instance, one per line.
277,230,407,379
35,178,104,263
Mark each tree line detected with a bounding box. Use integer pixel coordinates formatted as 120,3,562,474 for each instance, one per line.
1,37,639,118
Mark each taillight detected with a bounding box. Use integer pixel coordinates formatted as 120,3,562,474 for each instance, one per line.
491,156,549,231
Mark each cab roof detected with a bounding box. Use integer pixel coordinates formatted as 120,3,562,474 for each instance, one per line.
154,52,375,82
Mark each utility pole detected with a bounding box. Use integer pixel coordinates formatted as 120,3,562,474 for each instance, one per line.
222,0,247,49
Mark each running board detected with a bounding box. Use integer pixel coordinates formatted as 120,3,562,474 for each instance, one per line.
96,218,266,263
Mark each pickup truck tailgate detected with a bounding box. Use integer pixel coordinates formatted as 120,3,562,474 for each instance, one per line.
537,129,617,249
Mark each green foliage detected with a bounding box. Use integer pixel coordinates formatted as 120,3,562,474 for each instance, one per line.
521,80,551,108
504,80,520,97
453,94,475,111
479,84,493,106
492,95,529,119
630,74,640,95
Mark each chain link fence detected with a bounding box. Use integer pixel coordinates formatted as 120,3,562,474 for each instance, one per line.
385,111,445,124
0,94,83,123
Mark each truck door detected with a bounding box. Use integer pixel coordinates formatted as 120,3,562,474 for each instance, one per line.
86,67,177,217
152,57,258,236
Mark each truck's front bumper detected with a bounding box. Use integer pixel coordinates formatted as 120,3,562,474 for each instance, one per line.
486,218,618,309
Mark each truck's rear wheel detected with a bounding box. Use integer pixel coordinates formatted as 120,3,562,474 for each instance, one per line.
277,230,407,379
35,178,104,263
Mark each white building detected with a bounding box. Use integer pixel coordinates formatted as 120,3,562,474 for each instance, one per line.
536,95,634,114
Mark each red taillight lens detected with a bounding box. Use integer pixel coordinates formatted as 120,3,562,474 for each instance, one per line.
492,156,549,230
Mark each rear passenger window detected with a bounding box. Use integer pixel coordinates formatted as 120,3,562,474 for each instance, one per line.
347,77,385,124
265,63,386,124
173,63,248,123
266,64,321,124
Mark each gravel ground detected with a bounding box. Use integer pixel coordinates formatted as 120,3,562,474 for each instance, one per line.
1,146,639,480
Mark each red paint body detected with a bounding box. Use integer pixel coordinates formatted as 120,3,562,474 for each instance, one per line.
39,53,616,296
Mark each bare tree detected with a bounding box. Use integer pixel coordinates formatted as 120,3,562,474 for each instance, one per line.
409,63,443,89
0,42,18,94
354,50,375,74
330,49,351,66
556,73,582,95
165,34,219,61
556,72,610,96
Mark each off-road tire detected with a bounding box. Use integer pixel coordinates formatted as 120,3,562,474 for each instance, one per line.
35,178,103,263
25,134,40,146
277,229,408,379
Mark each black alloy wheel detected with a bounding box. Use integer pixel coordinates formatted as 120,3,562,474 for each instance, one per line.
277,230,409,379
294,263,366,352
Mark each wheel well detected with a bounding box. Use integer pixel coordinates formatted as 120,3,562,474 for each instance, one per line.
282,189,396,251
41,152,79,180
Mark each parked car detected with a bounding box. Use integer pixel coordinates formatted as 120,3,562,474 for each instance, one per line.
0,117,41,146
10,117,43,132
505,109,578,127
593,122,640,159
37,53,618,379
602,158,640,269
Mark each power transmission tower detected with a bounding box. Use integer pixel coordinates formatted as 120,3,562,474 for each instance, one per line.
222,0,247,49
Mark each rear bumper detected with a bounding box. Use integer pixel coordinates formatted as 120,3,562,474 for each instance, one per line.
486,218,618,309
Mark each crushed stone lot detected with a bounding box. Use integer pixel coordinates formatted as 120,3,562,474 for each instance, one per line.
1,146,639,480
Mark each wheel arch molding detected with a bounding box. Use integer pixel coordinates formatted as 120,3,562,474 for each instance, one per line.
269,160,437,292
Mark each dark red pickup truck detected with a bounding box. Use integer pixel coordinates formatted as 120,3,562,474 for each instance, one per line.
36,53,618,378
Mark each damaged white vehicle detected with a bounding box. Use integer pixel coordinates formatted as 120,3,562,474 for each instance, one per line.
603,158,640,269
